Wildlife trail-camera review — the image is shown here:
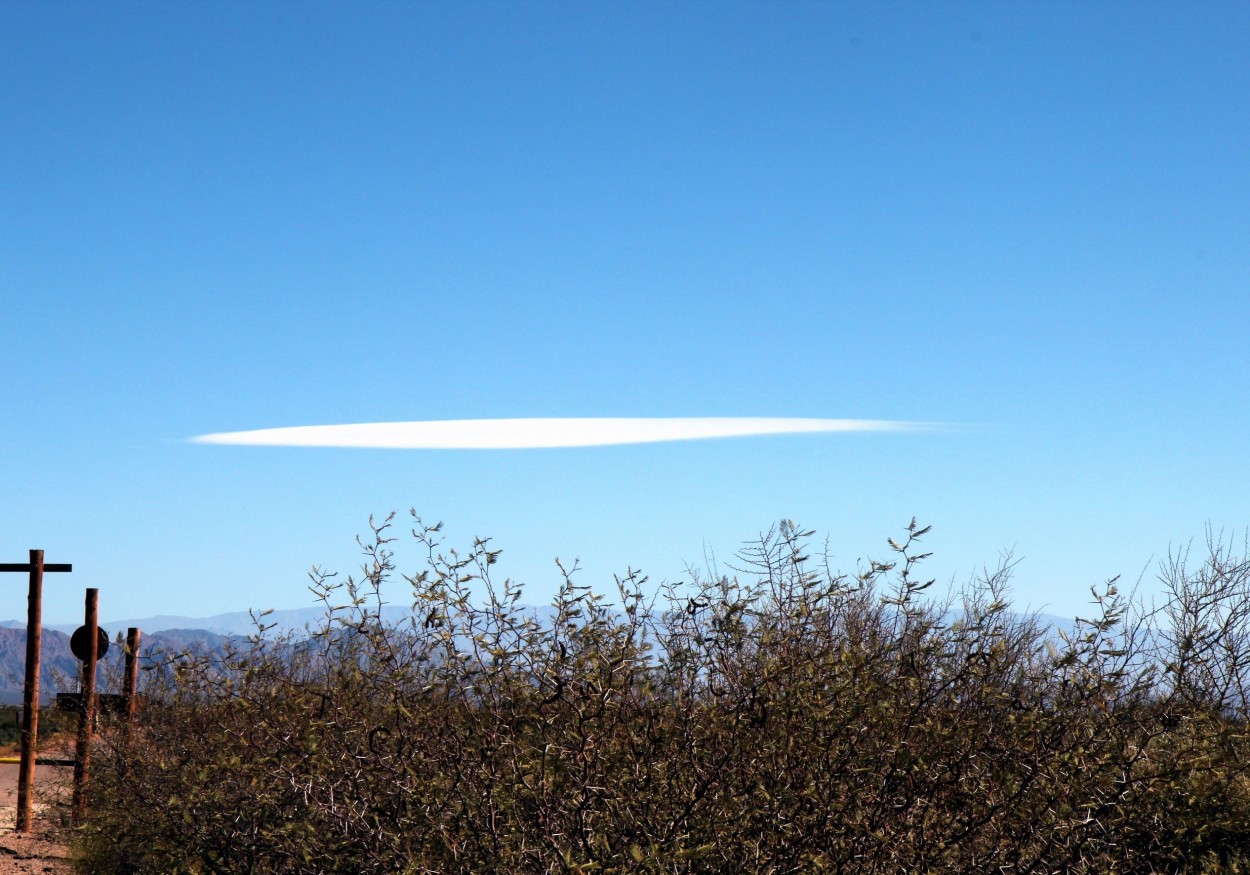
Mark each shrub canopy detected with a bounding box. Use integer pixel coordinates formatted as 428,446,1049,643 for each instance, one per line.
76,515,1250,874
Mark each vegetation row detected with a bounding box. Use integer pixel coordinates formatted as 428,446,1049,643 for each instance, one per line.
76,514,1250,873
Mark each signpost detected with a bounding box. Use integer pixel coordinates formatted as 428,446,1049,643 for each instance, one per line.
72,588,102,825
0,551,71,833
124,627,141,728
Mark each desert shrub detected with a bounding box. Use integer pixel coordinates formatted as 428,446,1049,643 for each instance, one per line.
0,703,77,748
75,516,1250,873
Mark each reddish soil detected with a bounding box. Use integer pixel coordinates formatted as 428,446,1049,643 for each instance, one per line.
0,759,73,874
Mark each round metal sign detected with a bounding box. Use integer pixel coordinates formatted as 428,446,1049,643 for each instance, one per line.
70,626,109,662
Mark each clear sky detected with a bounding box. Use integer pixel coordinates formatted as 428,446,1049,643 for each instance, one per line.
3,2,1248,626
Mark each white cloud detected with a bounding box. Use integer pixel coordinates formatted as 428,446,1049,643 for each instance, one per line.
191,418,929,449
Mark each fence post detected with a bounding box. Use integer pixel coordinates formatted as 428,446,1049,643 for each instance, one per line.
72,588,100,825
124,627,141,727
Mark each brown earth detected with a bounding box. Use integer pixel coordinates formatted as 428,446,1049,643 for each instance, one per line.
0,755,74,874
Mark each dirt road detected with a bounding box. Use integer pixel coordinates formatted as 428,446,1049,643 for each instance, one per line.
0,761,73,874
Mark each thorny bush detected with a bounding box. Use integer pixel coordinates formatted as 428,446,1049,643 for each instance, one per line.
76,515,1250,873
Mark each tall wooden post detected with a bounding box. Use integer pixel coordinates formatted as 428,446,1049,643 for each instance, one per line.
18,552,43,834
72,588,100,825
0,551,72,833
124,627,141,727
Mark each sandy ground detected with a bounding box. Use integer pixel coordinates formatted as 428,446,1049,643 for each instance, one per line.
0,760,74,874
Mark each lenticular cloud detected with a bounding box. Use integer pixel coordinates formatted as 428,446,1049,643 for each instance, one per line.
191,418,925,449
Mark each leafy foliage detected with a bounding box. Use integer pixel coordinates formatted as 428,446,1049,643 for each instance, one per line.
0,703,76,748
76,516,1250,873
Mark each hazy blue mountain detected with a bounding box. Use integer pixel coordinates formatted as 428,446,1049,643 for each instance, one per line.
41,604,416,637
0,602,1091,706
0,627,229,705
11,603,1080,639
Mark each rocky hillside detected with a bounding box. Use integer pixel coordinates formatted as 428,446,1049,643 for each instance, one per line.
0,626,227,704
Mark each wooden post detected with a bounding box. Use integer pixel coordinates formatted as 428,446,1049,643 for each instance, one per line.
124,627,141,727
0,551,72,833
18,552,43,835
72,588,100,825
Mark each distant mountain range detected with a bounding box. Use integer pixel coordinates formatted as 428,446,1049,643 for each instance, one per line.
2,604,1080,639
0,603,447,706
0,604,1081,706
0,604,381,637
0,625,229,705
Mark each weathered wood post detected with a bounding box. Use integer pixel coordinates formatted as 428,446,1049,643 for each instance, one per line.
124,627,141,727
72,588,101,825
0,551,72,833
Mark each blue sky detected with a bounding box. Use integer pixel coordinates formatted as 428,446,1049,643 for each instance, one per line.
2,2,1247,626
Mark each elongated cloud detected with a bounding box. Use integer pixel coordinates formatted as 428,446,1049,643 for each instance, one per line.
191,418,927,449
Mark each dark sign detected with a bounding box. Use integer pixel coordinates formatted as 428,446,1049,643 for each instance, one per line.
70,626,109,662
56,692,129,714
